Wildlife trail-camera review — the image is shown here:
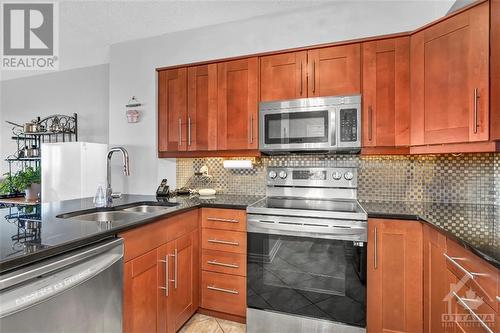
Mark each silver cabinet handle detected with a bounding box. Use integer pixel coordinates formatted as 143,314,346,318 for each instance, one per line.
178,117,182,146
207,285,239,295
473,88,480,134
207,260,239,269
172,248,178,289
207,217,239,223
158,256,169,296
374,226,378,270
300,62,303,96
188,117,191,146
312,61,316,93
249,114,254,144
453,291,494,333
496,296,500,302
368,105,373,141
207,239,239,246
443,253,477,280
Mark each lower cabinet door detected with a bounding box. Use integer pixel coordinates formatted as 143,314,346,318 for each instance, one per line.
423,225,450,333
123,248,163,333
167,229,199,333
367,218,423,333
201,270,246,317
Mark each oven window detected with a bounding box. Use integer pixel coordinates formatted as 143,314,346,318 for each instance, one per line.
247,233,366,327
264,111,328,145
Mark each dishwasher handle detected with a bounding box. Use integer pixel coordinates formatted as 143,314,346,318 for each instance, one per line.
0,239,123,318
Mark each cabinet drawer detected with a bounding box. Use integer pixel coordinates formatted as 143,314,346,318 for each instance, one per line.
201,271,246,317
201,208,246,231
453,283,498,333
445,239,499,311
202,229,246,254
202,249,246,276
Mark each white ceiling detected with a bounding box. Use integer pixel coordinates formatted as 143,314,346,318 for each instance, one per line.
1,0,455,81
1,0,328,80
61,0,328,45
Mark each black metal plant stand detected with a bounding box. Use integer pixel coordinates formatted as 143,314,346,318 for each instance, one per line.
1,113,78,205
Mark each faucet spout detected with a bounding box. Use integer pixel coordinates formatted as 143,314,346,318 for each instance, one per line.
106,147,130,206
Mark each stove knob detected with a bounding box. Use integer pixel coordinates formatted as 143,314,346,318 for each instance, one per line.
332,171,342,180
344,171,354,180
268,170,277,179
278,170,288,179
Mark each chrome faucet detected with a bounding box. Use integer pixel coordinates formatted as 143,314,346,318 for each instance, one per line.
106,147,130,206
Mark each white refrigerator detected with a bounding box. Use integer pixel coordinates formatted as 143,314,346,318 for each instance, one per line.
41,142,108,202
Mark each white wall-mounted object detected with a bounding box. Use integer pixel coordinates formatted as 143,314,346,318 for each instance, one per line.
41,142,108,202
223,160,253,170
126,96,141,123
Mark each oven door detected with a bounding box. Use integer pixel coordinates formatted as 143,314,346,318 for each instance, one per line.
247,222,367,328
259,108,335,153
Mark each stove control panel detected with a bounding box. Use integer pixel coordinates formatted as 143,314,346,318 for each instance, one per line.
267,167,357,188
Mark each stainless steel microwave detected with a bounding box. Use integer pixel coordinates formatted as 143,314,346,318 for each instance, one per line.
259,95,361,154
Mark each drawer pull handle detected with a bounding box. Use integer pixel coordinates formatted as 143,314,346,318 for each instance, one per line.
207,260,239,268
496,296,500,303
443,253,477,280
453,292,494,333
207,217,239,223
207,239,239,246
207,285,239,295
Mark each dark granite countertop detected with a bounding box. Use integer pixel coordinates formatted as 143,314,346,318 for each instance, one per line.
360,201,500,269
0,194,263,274
1,194,498,274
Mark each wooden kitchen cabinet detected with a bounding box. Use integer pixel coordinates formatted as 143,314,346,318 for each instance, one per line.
260,51,307,101
362,37,410,150
423,225,449,333
410,2,489,146
217,57,258,151
307,43,361,97
121,211,199,333
158,68,188,152
199,208,247,321
124,248,162,333
166,229,199,333
367,218,423,333
187,64,218,151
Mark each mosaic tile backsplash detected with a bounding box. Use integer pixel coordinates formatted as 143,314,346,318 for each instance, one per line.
176,153,500,205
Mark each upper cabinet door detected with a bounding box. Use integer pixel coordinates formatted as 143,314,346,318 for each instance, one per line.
158,68,188,152
307,43,361,97
411,2,489,145
260,51,307,102
362,37,410,147
187,65,218,151
217,57,258,150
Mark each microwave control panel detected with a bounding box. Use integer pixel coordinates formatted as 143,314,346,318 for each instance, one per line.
339,108,358,142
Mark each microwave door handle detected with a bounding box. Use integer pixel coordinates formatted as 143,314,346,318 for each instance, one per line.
330,110,336,146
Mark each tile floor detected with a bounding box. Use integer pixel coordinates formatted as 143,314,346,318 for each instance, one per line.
179,314,246,333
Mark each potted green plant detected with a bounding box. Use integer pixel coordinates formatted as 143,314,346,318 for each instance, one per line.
0,173,18,195
0,167,41,201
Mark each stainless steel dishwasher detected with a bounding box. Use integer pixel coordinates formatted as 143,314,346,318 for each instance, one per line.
0,238,123,333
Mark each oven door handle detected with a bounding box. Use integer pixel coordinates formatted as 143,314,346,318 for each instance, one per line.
248,218,367,237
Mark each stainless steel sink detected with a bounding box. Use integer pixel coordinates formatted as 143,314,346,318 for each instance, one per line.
121,205,173,214
71,210,144,222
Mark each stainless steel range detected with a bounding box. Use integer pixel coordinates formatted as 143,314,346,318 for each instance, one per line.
246,167,367,333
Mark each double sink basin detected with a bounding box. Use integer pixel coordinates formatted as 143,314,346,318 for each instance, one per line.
57,201,180,224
